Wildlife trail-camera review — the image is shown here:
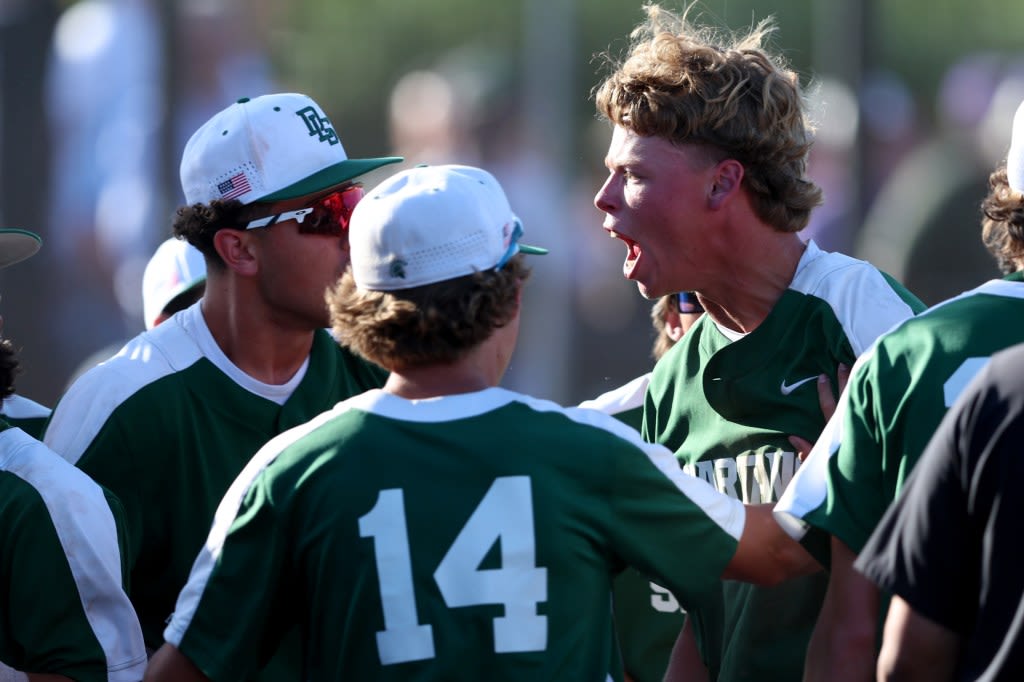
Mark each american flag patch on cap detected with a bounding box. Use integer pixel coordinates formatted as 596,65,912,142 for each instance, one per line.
217,172,252,200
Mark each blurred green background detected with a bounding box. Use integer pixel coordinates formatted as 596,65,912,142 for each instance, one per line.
3,0,1024,407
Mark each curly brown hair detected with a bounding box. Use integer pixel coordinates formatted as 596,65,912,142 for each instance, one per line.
981,164,1024,274
594,3,822,233
328,256,530,370
172,199,255,268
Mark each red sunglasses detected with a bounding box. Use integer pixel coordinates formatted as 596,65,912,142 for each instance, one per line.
245,185,364,236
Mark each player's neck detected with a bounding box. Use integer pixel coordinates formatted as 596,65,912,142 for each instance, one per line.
200,295,316,385
384,339,508,400
700,233,807,334
384,368,492,400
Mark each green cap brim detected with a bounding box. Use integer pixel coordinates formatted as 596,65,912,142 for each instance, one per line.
0,229,41,268
519,244,549,255
258,157,403,202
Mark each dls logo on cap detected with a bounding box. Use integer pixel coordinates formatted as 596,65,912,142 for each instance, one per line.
180,92,402,206
297,106,339,146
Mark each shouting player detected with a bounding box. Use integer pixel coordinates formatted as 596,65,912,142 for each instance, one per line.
144,164,817,682
593,6,924,681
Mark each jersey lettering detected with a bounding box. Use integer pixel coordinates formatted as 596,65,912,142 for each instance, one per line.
358,489,435,664
683,449,799,503
359,476,547,665
649,582,685,614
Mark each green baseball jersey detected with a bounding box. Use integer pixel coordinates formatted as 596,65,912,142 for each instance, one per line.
166,387,745,682
643,241,923,681
0,421,146,681
579,373,650,432
2,393,51,440
581,373,686,682
776,274,1024,555
43,303,387,679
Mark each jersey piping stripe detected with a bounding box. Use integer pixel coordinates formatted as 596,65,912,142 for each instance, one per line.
0,428,147,679
774,278,1024,539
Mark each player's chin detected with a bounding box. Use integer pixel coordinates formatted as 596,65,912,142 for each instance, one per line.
633,277,663,301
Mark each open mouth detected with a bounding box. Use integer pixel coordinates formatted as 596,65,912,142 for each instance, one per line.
609,230,641,279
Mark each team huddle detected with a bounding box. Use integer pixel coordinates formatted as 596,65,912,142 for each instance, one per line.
3,4,1024,682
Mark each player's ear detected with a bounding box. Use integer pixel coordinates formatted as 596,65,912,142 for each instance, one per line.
708,159,744,209
213,229,259,276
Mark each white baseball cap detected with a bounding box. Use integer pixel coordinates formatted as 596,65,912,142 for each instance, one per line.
0,229,41,269
180,93,402,206
349,164,547,291
1008,98,1024,193
142,237,206,330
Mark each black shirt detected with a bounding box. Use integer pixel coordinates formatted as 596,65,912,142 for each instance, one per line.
857,341,1024,681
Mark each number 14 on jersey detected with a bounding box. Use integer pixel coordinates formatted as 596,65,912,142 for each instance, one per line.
359,476,549,665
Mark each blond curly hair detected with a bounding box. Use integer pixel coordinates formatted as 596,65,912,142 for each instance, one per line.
594,3,822,233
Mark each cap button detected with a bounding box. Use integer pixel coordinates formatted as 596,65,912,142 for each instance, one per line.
236,97,251,104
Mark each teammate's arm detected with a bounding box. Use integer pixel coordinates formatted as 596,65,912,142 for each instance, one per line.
789,364,850,460
663,616,709,682
722,503,821,585
803,538,879,682
144,644,209,682
876,596,960,682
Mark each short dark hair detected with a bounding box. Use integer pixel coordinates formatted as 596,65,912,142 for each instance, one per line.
172,199,284,268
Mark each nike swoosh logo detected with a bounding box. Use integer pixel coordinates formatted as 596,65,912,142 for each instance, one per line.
780,375,818,395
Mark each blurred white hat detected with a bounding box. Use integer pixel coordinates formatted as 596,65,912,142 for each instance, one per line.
1007,98,1024,193
142,237,206,329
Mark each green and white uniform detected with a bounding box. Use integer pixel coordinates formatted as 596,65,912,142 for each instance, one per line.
0,421,146,681
43,302,387,677
643,241,923,681
776,273,1024,555
581,373,687,682
167,387,745,682
579,373,650,432
2,393,51,440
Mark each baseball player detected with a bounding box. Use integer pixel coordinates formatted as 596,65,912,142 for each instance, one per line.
0,385,50,441
0,232,51,439
43,93,401,680
593,6,924,681
857,342,1024,680
0,228,146,682
141,236,207,331
774,97,1024,680
578,291,702,682
143,164,817,682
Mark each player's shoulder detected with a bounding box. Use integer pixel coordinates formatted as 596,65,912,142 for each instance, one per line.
875,279,1024,353
68,313,204,392
44,315,205,461
578,373,651,416
791,241,923,354
792,241,919,305
0,427,106,504
1,393,51,420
